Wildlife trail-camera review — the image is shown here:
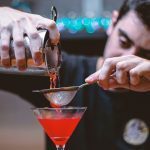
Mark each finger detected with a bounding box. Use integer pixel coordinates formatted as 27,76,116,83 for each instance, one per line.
97,75,129,90
108,77,150,92
115,61,129,84
115,58,142,85
129,65,142,86
116,70,128,84
35,16,60,45
98,58,118,89
107,78,130,90
85,70,100,84
0,28,11,67
23,19,43,65
97,76,130,90
129,78,150,92
99,56,134,88
133,62,150,80
12,22,27,70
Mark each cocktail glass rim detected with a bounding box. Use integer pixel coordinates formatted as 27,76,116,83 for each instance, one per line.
32,106,87,110
32,106,87,150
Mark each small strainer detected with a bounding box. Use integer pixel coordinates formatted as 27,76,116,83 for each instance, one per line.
33,83,89,107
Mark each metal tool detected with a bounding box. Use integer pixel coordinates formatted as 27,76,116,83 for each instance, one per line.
33,83,89,107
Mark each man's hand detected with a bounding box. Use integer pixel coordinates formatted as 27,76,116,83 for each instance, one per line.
85,55,150,92
0,7,60,70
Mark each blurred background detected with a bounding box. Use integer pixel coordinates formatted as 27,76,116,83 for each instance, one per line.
0,0,123,150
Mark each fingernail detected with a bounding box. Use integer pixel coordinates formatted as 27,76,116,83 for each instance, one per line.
1,58,11,68
34,52,43,65
50,23,57,30
35,59,42,66
17,59,27,71
18,65,26,71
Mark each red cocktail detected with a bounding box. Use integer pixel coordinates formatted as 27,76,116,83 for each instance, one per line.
33,107,86,150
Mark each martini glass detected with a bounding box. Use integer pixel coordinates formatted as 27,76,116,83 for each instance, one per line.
33,107,87,150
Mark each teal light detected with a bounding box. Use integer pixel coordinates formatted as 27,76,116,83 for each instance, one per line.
82,18,91,26
56,17,111,33
62,18,71,29
100,18,111,30
73,18,84,31
85,26,95,34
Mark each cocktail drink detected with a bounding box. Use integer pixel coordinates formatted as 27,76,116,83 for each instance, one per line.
33,107,86,150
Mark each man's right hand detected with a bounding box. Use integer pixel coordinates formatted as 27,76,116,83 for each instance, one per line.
0,7,60,70
85,55,150,92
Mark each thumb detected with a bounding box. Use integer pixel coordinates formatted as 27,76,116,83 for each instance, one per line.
85,70,100,84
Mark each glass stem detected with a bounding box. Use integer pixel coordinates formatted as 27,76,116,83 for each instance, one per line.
56,145,65,150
